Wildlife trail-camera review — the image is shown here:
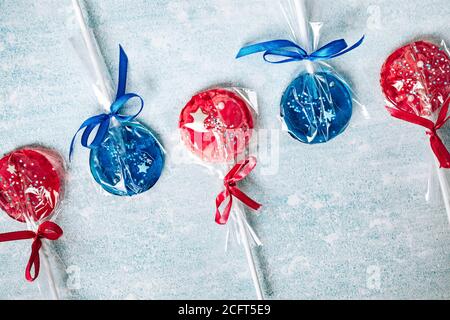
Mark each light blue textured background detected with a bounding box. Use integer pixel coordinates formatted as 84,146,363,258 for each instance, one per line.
0,0,449,299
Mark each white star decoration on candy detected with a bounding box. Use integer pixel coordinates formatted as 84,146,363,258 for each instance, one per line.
138,163,149,174
7,165,16,175
322,110,335,122
393,80,404,91
183,108,209,133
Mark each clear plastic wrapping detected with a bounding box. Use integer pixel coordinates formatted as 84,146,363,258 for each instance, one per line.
380,39,450,223
87,120,165,196
237,0,367,144
179,87,258,165
69,0,165,196
0,147,68,299
178,87,260,242
178,86,264,299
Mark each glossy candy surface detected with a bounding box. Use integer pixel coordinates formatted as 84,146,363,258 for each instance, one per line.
0,149,63,223
179,89,254,162
380,41,450,117
281,71,353,144
89,121,164,196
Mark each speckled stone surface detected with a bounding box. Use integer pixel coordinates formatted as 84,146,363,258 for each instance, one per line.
0,0,449,299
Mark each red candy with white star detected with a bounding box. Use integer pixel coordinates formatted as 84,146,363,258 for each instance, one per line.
0,149,63,223
381,41,450,117
179,89,255,162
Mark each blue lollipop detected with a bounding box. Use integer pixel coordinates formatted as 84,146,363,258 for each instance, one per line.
236,0,364,144
70,47,164,196
89,122,164,196
237,37,363,144
280,71,353,143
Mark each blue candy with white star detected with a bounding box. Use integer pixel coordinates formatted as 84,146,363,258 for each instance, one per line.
89,121,164,196
280,71,353,144
69,46,165,196
236,36,364,144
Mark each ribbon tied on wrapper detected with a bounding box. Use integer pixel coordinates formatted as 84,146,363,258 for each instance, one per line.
380,39,450,225
0,147,65,295
381,40,450,168
237,36,364,144
387,97,450,168
0,221,63,282
69,45,164,196
70,0,164,196
236,0,365,144
236,36,364,64
179,88,265,299
70,46,143,158
215,156,262,225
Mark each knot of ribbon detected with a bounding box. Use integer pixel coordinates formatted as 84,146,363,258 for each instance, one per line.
0,221,63,282
69,45,144,159
215,157,262,225
386,97,450,168
236,36,365,64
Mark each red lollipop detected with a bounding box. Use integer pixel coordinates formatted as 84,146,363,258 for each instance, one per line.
380,40,450,228
0,148,64,286
179,88,263,299
179,89,255,162
381,41,450,117
0,148,63,223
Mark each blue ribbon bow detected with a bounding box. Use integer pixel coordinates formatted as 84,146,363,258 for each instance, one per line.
236,36,364,64
69,45,144,160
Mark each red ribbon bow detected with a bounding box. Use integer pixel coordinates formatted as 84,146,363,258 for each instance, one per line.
0,221,63,282
386,97,450,168
215,156,262,225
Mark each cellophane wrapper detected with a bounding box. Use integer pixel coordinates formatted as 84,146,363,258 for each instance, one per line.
380,40,450,206
69,7,164,196
0,147,69,299
279,0,369,144
177,87,262,249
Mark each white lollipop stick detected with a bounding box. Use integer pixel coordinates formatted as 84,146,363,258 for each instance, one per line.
217,131,263,299
40,242,59,300
72,0,113,110
232,200,264,300
429,112,450,225
434,158,450,225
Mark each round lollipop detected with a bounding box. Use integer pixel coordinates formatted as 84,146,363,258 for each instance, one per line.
235,0,364,145
380,40,450,225
70,0,164,196
0,148,63,223
281,71,353,143
179,88,254,162
381,40,450,117
0,148,64,299
179,87,263,299
89,121,164,196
